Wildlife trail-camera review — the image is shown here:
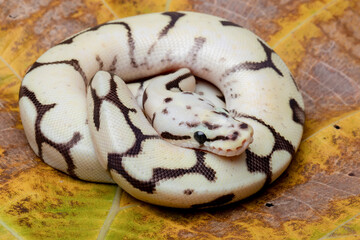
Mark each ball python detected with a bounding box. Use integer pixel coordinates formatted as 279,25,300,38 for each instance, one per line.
19,11,305,208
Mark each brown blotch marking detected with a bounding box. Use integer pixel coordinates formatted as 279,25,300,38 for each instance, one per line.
186,122,200,128
230,131,239,140
142,89,148,108
207,135,228,142
212,111,229,118
240,123,248,129
108,150,215,194
220,20,243,28
27,60,87,83
96,55,104,69
161,131,191,140
221,39,284,81
159,12,186,38
207,102,215,108
147,12,185,55
230,111,295,186
151,113,156,126
184,189,194,195
217,95,225,103
188,37,206,64
289,98,305,125
109,55,118,73
164,97,173,103
19,86,81,178
162,108,168,114
59,22,137,68
165,72,193,91
204,121,221,130
186,105,191,110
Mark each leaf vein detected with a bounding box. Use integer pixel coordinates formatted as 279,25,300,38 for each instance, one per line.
0,55,22,81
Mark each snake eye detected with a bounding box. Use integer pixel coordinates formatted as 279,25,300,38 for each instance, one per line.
194,131,207,144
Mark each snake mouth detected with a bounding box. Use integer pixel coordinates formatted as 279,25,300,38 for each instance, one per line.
208,136,254,157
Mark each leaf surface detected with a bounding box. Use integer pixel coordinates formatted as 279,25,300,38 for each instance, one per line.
0,0,359,239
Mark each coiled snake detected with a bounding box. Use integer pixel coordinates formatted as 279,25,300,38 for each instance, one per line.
19,11,304,208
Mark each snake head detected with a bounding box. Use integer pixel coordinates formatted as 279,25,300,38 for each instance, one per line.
185,104,254,157
142,68,253,157
148,91,253,157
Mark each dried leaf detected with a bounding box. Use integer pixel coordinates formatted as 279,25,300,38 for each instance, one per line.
0,0,359,239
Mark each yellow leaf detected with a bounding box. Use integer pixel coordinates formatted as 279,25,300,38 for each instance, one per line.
0,0,359,239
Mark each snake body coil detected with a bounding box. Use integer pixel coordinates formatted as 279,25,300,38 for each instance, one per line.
19,11,304,208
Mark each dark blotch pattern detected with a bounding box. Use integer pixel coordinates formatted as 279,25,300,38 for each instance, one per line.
289,98,305,125
186,122,200,128
165,72,193,91
27,59,87,83
164,97,173,103
159,12,186,39
204,121,221,130
184,189,194,195
58,22,137,68
220,20,243,28
240,123,248,129
232,112,295,185
217,95,226,103
221,39,283,81
212,111,229,118
161,131,191,140
19,87,81,178
162,108,168,114
96,55,104,69
142,89,149,109
108,150,215,194
91,74,160,151
188,37,206,64
109,56,118,73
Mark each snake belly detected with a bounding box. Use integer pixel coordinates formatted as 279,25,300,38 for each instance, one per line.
19,11,305,208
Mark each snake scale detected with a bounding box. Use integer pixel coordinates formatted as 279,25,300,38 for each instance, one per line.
19,11,304,208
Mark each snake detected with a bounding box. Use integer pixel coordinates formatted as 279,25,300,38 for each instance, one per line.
19,11,305,208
